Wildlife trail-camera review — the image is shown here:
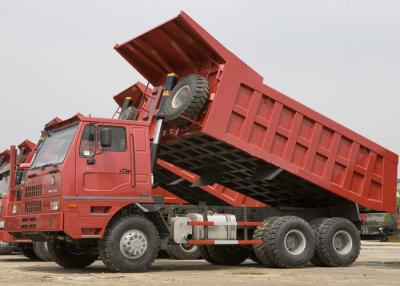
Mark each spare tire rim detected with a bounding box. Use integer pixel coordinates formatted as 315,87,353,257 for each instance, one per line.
333,230,352,255
171,85,190,109
284,229,306,256
120,229,148,259
179,244,198,253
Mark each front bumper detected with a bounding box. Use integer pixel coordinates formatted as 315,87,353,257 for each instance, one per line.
5,212,63,234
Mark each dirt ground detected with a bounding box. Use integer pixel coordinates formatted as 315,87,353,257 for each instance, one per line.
0,241,399,286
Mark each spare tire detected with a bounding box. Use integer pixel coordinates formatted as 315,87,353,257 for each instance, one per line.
165,74,209,127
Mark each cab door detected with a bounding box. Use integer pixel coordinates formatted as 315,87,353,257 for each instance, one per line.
75,123,133,197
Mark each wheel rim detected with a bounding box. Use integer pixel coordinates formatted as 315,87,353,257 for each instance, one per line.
284,229,306,255
171,85,190,109
333,230,352,255
179,244,198,253
119,229,148,259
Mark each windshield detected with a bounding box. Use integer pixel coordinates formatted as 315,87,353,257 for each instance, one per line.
31,124,78,168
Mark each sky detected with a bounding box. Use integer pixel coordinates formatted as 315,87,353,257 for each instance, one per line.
0,0,399,175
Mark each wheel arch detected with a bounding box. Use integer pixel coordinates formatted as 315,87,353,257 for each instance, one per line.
104,203,170,242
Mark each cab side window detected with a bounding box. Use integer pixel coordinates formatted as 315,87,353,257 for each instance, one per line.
80,124,96,157
98,126,126,152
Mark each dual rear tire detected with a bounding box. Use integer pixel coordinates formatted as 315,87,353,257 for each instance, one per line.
310,217,360,267
252,216,360,268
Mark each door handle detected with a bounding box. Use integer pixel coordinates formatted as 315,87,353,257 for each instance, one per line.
120,169,131,174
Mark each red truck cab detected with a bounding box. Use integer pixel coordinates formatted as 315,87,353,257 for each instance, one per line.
7,114,153,239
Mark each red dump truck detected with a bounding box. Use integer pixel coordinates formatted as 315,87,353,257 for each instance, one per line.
5,11,398,272
0,140,44,259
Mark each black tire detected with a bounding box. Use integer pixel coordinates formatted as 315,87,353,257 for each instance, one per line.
199,245,218,264
165,74,209,127
33,242,53,261
166,244,201,260
253,216,280,267
253,216,314,268
309,218,328,266
99,215,160,272
20,244,40,260
206,245,249,265
313,217,360,267
47,239,97,268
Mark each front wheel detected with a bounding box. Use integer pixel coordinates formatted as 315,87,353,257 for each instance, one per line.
99,215,160,272
47,239,97,268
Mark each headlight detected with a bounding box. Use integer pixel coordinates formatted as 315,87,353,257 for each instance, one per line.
378,227,384,231
11,205,17,214
50,200,60,211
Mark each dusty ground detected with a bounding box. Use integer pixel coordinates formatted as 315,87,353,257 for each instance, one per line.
0,241,399,286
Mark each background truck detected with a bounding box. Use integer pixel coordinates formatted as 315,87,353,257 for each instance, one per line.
5,11,398,273
360,212,398,241
0,140,48,259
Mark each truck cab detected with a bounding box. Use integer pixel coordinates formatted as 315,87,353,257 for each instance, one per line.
7,114,153,240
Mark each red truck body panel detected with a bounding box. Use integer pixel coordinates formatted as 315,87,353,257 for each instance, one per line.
116,11,398,212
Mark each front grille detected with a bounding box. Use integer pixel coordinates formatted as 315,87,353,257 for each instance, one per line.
25,185,43,198
24,201,41,213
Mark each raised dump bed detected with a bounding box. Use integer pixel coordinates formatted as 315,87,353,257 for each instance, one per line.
116,12,398,212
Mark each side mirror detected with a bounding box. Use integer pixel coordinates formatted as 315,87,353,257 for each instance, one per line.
99,128,112,148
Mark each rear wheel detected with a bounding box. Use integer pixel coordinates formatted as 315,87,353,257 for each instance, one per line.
312,217,360,267
33,242,53,261
20,244,40,261
166,244,201,260
99,215,160,272
252,216,280,267
253,216,314,268
47,239,97,268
